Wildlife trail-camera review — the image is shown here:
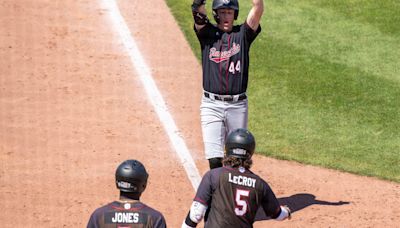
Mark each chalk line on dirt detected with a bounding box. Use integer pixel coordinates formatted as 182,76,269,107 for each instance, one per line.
100,0,201,190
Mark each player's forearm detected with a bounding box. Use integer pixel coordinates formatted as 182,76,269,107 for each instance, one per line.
275,205,292,221
181,201,207,228
251,0,264,19
192,0,208,30
181,211,198,228
246,0,264,30
252,0,264,10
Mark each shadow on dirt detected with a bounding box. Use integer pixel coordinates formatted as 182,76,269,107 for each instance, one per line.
255,193,350,221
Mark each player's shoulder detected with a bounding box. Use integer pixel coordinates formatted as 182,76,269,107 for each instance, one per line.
142,204,167,226
136,202,165,217
196,22,218,33
96,201,118,211
210,166,230,175
247,171,273,190
89,201,117,219
234,24,243,31
207,22,218,30
245,169,266,181
201,166,228,182
242,21,262,35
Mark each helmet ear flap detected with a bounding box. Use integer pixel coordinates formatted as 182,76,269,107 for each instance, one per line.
213,10,220,23
142,180,147,191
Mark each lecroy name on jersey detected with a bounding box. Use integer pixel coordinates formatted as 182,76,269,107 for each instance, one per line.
228,173,256,188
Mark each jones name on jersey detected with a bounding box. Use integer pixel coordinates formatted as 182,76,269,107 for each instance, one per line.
105,212,141,224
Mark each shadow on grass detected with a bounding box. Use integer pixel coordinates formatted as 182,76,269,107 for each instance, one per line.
255,193,350,221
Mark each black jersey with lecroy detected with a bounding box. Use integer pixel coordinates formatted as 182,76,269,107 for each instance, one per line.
194,166,280,228
195,22,261,95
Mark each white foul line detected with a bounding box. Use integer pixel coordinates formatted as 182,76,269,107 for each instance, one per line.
101,0,201,190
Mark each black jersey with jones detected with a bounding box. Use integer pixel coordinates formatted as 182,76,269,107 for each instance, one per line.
195,22,261,95
87,201,166,228
194,166,280,228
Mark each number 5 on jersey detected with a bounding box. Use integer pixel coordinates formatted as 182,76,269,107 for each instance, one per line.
229,60,241,74
234,189,250,216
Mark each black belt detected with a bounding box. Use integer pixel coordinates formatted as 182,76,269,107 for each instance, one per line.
204,92,247,102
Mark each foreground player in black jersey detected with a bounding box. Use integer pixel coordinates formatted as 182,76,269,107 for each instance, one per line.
87,160,166,228
191,0,265,170
181,129,291,228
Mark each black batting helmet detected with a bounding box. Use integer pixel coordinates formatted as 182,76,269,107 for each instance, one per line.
225,128,256,159
115,160,148,193
212,0,239,23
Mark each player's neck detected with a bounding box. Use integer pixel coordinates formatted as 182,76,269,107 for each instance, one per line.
119,192,141,201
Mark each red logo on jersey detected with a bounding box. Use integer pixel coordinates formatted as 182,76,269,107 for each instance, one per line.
209,42,240,63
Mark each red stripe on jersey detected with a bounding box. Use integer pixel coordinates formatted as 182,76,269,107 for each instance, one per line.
218,39,223,94
194,197,209,206
111,204,146,211
225,35,231,94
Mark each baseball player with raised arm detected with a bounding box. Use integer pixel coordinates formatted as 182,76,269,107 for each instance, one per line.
191,0,264,169
87,160,167,228
181,129,291,228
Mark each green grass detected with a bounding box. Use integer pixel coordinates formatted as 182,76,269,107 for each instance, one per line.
166,0,400,182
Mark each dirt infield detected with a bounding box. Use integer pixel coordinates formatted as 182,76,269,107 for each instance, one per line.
0,0,399,227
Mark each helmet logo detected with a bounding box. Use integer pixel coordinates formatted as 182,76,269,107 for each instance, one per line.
232,148,246,155
222,0,230,3
117,181,136,190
